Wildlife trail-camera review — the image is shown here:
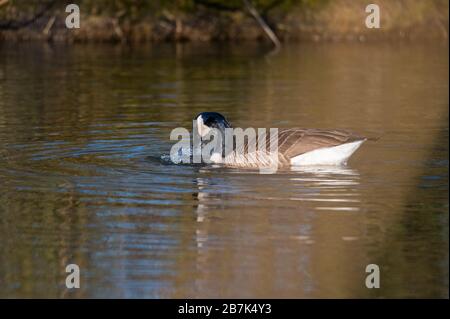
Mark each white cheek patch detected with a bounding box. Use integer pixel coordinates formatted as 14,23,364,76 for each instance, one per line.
197,115,211,137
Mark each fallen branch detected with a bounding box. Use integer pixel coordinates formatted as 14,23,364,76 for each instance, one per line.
242,0,281,48
42,15,56,36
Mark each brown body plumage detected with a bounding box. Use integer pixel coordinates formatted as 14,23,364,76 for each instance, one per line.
195,112,367,168
228,128,366,167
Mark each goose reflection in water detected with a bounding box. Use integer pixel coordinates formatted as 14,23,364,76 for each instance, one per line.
188,165,363,297
288,166,361,212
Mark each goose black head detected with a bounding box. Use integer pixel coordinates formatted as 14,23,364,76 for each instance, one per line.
195,112,232,137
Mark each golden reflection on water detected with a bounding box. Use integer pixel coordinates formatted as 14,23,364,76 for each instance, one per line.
0,42,447,298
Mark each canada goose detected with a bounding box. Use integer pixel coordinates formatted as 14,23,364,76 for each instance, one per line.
195,112,366,168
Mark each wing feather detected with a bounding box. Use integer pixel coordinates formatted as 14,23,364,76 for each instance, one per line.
278,128,366,159
226,128,365,166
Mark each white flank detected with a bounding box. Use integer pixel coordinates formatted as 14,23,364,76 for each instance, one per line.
290,140,365,166
210,152,223,163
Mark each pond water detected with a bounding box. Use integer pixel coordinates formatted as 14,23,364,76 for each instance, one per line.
0,42,448,298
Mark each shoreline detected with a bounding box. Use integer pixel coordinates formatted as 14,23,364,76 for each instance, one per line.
0,0,448,43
